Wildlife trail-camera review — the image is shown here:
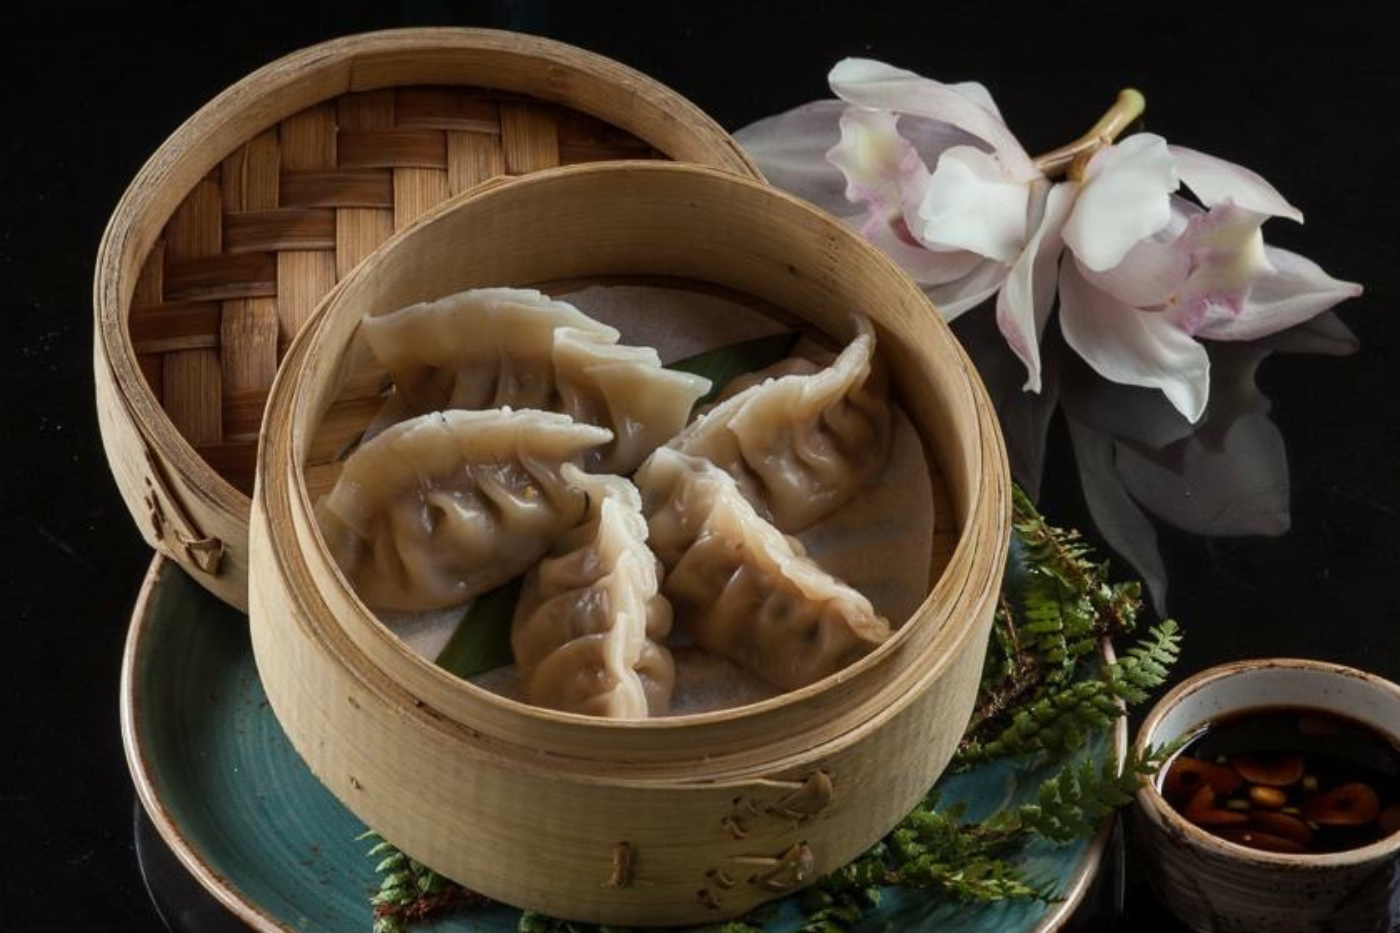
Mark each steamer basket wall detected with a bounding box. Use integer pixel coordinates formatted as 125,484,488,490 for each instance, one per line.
250,163,1010,926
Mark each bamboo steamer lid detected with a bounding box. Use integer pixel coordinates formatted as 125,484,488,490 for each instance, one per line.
249,162,1011,926
93,28,759,610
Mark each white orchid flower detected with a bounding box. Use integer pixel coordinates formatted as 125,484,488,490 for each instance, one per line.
823,58,1045,318
1049,135,1362,421
734,62,1361,422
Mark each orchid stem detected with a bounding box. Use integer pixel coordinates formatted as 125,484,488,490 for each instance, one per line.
1032,88,1146,179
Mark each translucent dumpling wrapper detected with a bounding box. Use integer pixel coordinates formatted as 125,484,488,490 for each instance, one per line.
361,287,711,473
512,466,675,718
704,355,823,409
637,448,892,691
669,314,892,531
316,408,612,612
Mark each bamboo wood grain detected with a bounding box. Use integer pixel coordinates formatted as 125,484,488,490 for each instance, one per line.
249,163,1010,926
447,129,505,194
335,91,396,278
94,28,757,607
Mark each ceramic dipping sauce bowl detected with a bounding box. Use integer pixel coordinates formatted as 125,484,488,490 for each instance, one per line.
1132,658,1400,933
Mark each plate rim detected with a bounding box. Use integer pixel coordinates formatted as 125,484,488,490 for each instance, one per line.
122,553,1128,933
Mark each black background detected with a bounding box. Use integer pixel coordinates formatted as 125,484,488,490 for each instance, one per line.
3,1,1398,930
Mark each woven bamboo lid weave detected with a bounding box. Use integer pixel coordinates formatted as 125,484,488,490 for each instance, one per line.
94,28,759,609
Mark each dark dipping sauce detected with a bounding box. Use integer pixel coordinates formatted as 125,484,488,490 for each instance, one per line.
1158,707,1400,854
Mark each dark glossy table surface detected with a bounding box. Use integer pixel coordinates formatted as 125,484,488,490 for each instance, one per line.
5,2,1397,930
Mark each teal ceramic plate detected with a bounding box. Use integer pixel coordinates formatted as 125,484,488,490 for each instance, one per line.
121,556,1124,933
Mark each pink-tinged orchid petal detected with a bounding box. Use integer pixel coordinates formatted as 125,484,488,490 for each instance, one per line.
1168,204,1271,333
826,107,929,228
915,145,1031,262
1078,195,1199,308
926,259,1010,321
1062,134,1179,273
828,58,1038,180
861,216,986,286
1060,258,1211,422
1194,245,1363,342
1080,235,1186,308
1169,145,1303,223
893,111,993,164
734,100,851,215
996,181,1076,391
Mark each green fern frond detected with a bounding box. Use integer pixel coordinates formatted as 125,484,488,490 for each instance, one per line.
921,861,1050,903
1105,619,1181,704
991,743,1177,843
959,619,1181,764
958,678,1122,763
716,922,767,933
795,896,867,932
361,832,487,932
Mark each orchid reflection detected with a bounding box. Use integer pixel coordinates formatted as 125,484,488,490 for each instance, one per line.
953,311,1358,612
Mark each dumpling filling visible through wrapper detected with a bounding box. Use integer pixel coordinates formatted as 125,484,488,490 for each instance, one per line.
316,408,611,612
637,448,893,692
512,467,676,718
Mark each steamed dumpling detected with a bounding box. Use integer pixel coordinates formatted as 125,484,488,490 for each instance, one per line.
550,327,711,473
669,314,891,532
705,355,822,409
512,467,675,718
316,409,611,612
637,448,891,691
361,287,615,412
361,287,711,473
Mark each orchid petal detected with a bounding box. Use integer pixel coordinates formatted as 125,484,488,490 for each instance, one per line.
860,216,986,286
1062,133,1178,272
925,259,1009,321
1060,258,1210,422
1082,199,1269,320
1170,203,1271,333
996,180,1076,391
1194,245,1363,341
1075,195,1200,308
1170,145,1303,223
915,145,1030,262
734,100,852,215
826,107,929,227
1079,235,1186,308
828,58,1037,179
949,80,1003,119
897,112,994,165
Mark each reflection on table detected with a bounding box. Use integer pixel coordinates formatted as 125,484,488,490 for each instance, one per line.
954,310,1358,614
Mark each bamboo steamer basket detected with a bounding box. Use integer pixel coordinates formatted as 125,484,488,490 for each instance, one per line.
93,29,759,610
249,161,1011,926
